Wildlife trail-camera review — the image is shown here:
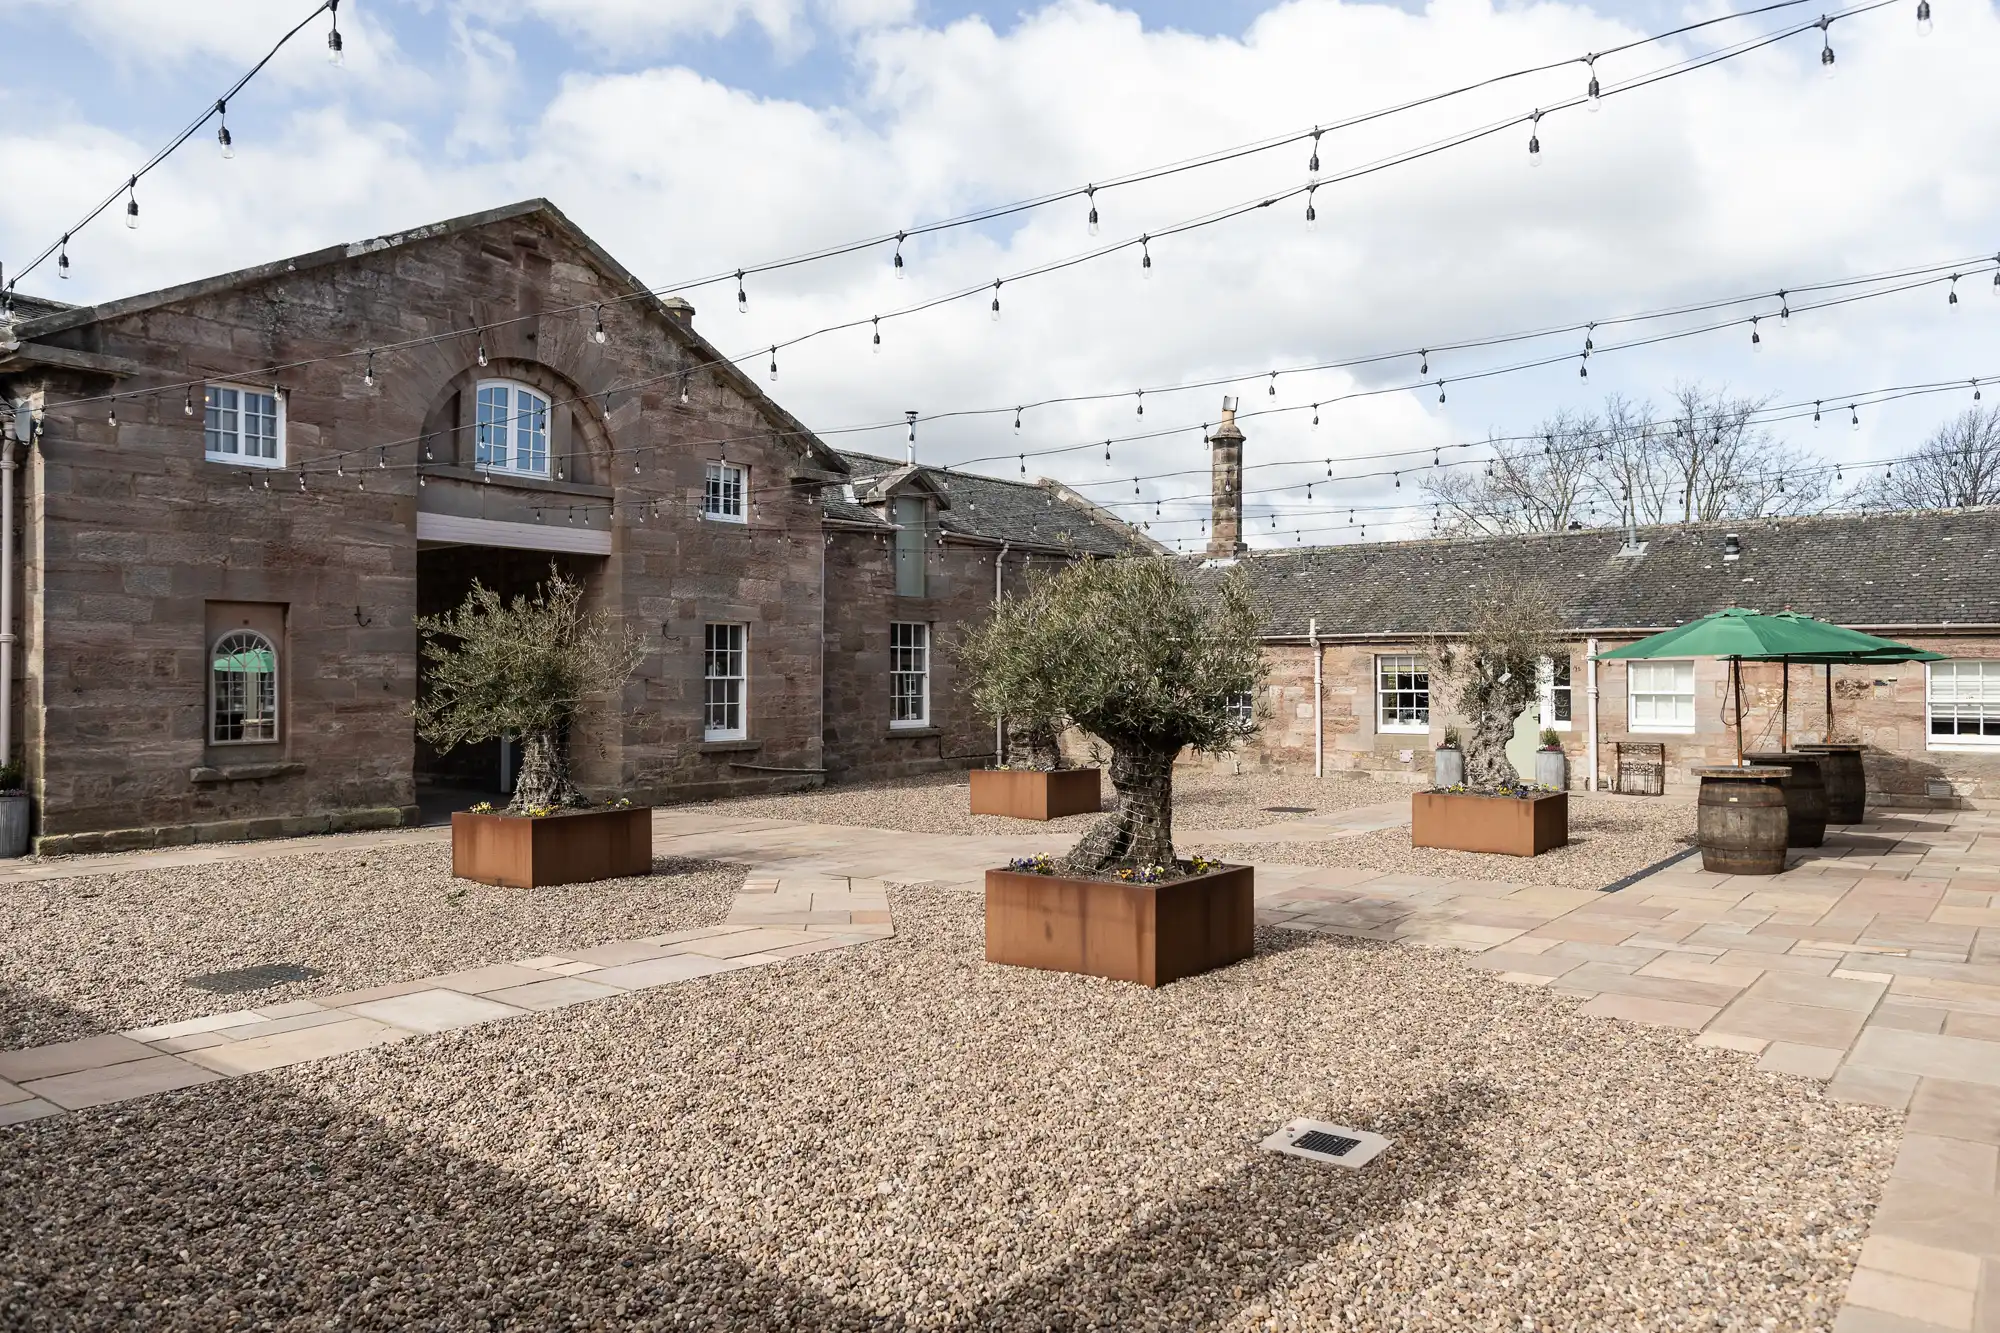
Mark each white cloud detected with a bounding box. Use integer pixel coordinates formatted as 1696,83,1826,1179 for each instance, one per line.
9,0,2000,546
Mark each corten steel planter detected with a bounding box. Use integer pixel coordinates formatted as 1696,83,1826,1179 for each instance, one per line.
1411,790,1568,857
451,806,653,888
984,862,1254,987
969,768,1103,821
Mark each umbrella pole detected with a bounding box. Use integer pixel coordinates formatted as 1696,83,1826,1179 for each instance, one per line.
1733,656,1745,766
1826,664,1835,742
1781,656,1789,750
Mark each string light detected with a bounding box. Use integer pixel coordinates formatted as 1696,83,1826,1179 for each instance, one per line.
1135,390,1144,417
57,236,70,279
768,346,778,381
1527,109,1542,165
107,404,117,427
1975,379,1984,402
1268,372,1278,398
893,232,906,279
1437,380,1447,404
1308,128,1323,174
1750,315,1762,350
991,280,1002,322
326,0,344,66
1019,454,1026,475
1104,439,1112,465
1419,349,1429,376
363,351,375,388
1948,275,1960,306
1778,289,1791,327
476,338,489,368
679,374,691,406
1014,408,1022,434
1585,55,1602,111
1917,0,1933,35
1140,235,1152,278
216,101,234,159
1305,185,1318,232
1086,186,1099,237
872,317,881,352
184,389,194,417
592,305,607,344
124,178,139,230
1850,403,1860,428
1819,16,1836,77
906,410,918,446
1312,404,1320,427
736,270,748,313
1814,400,1822,424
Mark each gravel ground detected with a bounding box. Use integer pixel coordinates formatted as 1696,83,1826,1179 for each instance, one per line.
1196,794,1699,889
0,846,739,1050
1,888,1895,1331
684,769,1413,836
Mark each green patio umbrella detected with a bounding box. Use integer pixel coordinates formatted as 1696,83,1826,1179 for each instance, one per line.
1736,618,1944,747
1598,609,1922,763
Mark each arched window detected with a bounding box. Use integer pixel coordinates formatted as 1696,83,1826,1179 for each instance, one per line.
211,630,279,744
474,379,550,477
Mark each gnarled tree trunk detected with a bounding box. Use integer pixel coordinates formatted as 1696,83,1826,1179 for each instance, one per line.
510,726,583,813
1061,743,1175,874
1004,718,1064,772
1462,676,1536,791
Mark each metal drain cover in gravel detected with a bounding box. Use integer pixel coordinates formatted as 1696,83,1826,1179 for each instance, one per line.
1261,806,1315,814
1261,1119,1391,1169
185,962,323,994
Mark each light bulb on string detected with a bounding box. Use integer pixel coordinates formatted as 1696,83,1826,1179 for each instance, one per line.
476,338,489,368
1813,401,1822,425
57,237,70,279
1139,235,1152,279
1305,187,1317,232
1974,379,1984,402
1948,275,1960,306
893,232,906,279
1013,408,1022,434
216,101,234,158
1851,404,1861,428
768,346,778,381
418,472,426,488
990,280,1002,322
1019,454,1026,476
1135,390,1144,417
906,411,918,446
1312,405,1320,427
326,0,344,65
1419,349,1429,376
1750,316,1762,351
1268,372,1278,399
124,178,139,229
1527,110,1542,166
1437,380,1447,404
592,306,607,344
1085,186,1099,236
1778,290,1791,327
184,389,194,417
872,317,881,352
1819,18,1836,76
1307,127,1323,174
735,271,748,312
1585,55,1602,111
1917,0,1933,35
678,374,691,406
1579,357,1589,380
363,351,375,388
107,403,118,428
1104,439,1111,466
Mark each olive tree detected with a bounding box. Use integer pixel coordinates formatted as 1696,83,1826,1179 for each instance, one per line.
414,570,645,813
960,557,1265,873
1423,582,1567,790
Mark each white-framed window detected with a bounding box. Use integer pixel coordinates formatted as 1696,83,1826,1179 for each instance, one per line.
1376,654,1429,733
474,380,550,477
1539,654,1574,730
1628,659,1696,732
204,384,283,466
1225,691,1256,730
703,623,747,741
1927,660,2000,747
890,621,930,728
210,629,278,744
704,460,746,522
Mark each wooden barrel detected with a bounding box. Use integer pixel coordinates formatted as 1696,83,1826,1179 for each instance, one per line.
1696,767,1791,874
1744,752,1828,848
1797,742,1866,824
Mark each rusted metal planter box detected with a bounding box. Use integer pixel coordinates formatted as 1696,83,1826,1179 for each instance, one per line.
984,862,1254,987
451,806,653,888
969,768,1103,821
1411,790,1568,857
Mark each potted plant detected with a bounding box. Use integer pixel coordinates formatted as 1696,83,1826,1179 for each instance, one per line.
962,619,1103,820
1433,727,1465,788
960,557,1265,986
1535,726,1569,791
1413,583,1570,857
0,760,27,859
416,570,650,888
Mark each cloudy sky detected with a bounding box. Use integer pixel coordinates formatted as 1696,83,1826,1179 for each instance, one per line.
2,0,1994,548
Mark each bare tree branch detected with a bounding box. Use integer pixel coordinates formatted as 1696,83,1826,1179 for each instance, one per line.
1864,406,2000,510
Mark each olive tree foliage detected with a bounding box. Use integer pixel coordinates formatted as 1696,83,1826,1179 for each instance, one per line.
959,557,1266,873
414,570,646,814
1421,581,1568,791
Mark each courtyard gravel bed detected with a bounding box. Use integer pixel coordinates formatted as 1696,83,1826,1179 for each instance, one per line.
1,887,1895,1331
684,768,1412,836
1195,794,1699,889
0,845,740,1050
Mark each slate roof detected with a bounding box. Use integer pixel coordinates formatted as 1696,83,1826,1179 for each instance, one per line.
829,451,1150,556
2,294,76,323
1231,507,2000,638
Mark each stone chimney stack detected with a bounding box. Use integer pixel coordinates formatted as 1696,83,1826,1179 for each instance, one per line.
1206,396,1246,558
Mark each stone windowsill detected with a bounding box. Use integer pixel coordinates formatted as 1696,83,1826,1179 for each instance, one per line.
190,760,307,784
698,739,763,755
420,465,615,499
885,726,941,740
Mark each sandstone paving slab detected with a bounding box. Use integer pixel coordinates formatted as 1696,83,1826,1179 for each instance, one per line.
1862,1235,1987,1292
1578,993,1720,1030
180,1018,411,1076
1869,1179,2000,1259
1558,962,1744,1009
1637,953,1768,989
1872,1004,1952,1034
1905,1078,2000,1147
0,1033,157,1083
21,1053,223,1110
1826,1064,1923,1111
1757,1042,1848,1080
1843,1268,1977,1331
481,977,628,1012
1845,1029,2000,1088
563,938,690,967
151,1033,232,1054
310,977,443,1008
1891,1136,2000,1197
210,1010,359,1041
1746,970,1891,1014
677,928,821,958
123,1011,266,1042
0,1078,30,1106
344,990,527,1035
1708,996,1871,1049
585,953,741,990
1546,940,1670,968
1460,950,1583,980
421,963,563,995
0,1098,62,1126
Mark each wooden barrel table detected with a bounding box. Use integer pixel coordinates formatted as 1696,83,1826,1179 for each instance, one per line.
1744,751,1828,848
1797,742,1866,824
1695,766,1791,875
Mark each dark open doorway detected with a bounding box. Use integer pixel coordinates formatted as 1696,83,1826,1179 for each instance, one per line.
414,544,604,823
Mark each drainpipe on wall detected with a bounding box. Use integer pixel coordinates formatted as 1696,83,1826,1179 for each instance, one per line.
0,400,27,773
1586,636,1601,792
1310,617,1322,778
994,542,1009,766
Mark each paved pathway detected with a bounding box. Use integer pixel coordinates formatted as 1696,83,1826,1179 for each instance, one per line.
1,797,1994,1329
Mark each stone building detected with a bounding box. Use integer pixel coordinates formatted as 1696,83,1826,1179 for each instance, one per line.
1202,433,2000,808
0,200,1145,853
